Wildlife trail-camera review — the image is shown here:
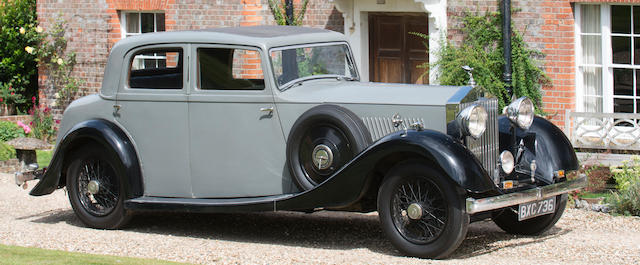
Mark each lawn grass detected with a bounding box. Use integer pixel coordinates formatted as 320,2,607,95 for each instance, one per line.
36,149,53,168
0,244,189,265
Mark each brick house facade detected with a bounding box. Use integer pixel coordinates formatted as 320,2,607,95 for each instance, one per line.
36,0,640,131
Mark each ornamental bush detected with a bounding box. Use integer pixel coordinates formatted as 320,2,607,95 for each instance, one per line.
0,0,41,114
0,120,25,142
608,157,640,216
427,12,548,112
0,141,16,161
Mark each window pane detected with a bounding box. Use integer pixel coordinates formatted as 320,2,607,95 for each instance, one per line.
612,36,631,64
584,96,603,112
156,13,165,31
582,35,602,64
582,66,602,96
581,5,601,33
612,5,631,34
126,13,139,34
634,6,640,34
199,48,265,90
614,68,633,96
129,49,182,89
614,98,634,113
635,37,640,65
141,13,155,33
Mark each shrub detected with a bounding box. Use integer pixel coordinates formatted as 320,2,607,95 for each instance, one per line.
583,165,611,193
0,0,41,113
0,141,16,161
0,120,26,142
29,104,57,143
608,156,640,216
425,12,548,112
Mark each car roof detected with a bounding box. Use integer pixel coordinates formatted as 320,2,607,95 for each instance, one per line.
101,26,348,97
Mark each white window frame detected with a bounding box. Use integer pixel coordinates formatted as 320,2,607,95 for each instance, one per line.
121,11,166,69
576,3,640,114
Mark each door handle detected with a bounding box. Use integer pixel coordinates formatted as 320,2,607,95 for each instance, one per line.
113,104,121,117
260,107,274,115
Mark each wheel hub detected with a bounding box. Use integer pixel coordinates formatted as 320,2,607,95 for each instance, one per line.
312,144,333,170
87,180,100,195
407,203,423,220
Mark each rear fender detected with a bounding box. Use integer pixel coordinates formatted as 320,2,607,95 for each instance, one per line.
29,119,143,198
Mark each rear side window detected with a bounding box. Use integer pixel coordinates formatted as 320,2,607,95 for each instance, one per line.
129,48,183,89
198,48,265,90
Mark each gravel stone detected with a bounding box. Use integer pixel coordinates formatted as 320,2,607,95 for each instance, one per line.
1,173,639,264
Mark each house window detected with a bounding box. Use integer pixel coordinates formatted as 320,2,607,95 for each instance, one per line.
577,4,640,114
121,12,166,69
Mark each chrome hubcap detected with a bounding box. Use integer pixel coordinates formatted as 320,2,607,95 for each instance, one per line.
87,180,100,195
312,144,333,170
407,203,423,220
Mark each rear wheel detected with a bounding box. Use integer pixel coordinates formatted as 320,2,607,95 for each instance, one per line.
491,194,567,235
66,144,131,229
378,162,468,259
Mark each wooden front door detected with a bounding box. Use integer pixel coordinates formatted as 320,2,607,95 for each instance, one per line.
369,13,429,84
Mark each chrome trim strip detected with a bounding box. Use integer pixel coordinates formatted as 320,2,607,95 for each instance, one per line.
465,175,587,214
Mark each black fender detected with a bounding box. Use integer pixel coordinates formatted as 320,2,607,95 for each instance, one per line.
498,116,579,184
276,129,497,211
30,119,143,198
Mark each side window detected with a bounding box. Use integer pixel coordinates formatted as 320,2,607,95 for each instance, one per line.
198,48,265,90
129,48,183,89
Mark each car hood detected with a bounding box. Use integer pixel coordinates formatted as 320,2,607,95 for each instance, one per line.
275,80,471,106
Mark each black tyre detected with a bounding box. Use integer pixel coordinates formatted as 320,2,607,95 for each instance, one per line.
287,104,372,190
378,162,469,259
491,194,567,235
66,144,131,229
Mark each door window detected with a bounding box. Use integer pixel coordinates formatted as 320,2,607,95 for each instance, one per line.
128,48,183,89
198,48,265,90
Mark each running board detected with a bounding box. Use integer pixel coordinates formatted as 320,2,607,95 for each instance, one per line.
125,194,295,213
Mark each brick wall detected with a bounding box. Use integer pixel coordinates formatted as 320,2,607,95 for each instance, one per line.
36,0,343,116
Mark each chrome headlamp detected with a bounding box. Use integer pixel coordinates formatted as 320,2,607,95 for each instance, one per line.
456,104,488,139
506,97,534,130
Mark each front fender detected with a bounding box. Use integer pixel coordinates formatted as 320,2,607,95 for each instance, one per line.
29,119,143,198
499,116,579,183
276,129,497,211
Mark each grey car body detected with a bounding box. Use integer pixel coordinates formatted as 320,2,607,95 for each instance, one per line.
25,26,586,259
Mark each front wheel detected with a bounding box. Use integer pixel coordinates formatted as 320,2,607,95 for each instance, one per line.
66,144,131,229
491,194,568,235
377,162,469,259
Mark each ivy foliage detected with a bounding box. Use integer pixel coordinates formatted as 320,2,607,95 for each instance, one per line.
430,12,548,111
0,0,40,113
268,0,309,26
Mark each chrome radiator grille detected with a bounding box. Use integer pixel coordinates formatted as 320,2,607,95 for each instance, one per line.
461,98,500,182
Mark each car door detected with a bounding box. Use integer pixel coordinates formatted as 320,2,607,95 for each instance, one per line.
188,45,288,198
115,44,192,197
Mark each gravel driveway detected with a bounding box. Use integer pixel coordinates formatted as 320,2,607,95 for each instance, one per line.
1,173,639,264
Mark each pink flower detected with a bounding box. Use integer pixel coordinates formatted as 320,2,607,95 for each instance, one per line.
10,92,14,96
16,121,31,134
32,96,36,103
55,120,60,124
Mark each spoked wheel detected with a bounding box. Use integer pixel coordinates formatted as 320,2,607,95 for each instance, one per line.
67,144,131,229
287,105,372,190
390,176,447,244
75,158,119,216
378,162,469,259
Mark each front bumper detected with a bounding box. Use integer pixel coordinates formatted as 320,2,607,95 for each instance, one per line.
465,174,587,214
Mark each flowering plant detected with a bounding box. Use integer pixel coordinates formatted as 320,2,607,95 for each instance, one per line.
16,120,31,134
29,96,57,142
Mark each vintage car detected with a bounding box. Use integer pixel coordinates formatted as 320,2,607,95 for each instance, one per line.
17,26,586,259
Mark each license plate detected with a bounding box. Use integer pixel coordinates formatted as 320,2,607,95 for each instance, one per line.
518,197,555,221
